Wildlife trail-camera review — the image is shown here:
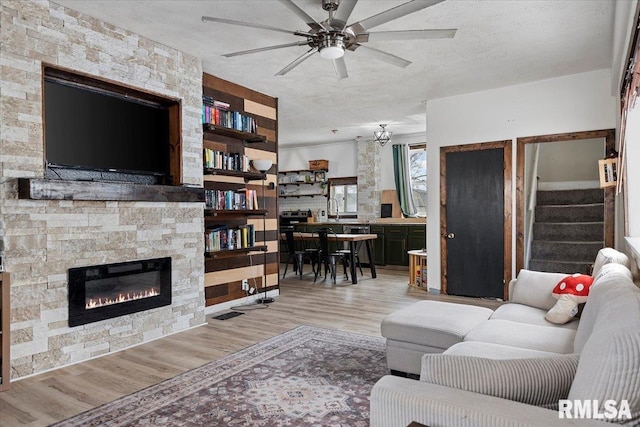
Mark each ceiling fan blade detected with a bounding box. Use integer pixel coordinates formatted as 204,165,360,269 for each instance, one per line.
353,44,411,68
364,29,456,42
332,0,359,30
223,41,310,58
348,0,445,33
275,48,318,76
332,57,348,80
202,15,311,37
278,0,326,32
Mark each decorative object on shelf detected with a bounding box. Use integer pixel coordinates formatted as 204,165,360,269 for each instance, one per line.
201,0,456,80
251,159,275,304
598,150,619,189
309,159,329,171
374,124,392,146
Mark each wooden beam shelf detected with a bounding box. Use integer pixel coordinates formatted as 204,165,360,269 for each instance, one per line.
203,124,266,144
279,194,327,198
204,246,267,258
18,178,204,202
203,168,265,182
204,209,267,218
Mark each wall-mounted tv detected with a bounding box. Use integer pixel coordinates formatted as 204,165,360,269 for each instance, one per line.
43,68,179,185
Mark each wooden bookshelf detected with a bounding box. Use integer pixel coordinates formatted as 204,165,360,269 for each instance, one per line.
202,73,278,307
203,124,266,144
1,272,10,391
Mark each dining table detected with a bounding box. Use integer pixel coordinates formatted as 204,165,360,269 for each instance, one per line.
282,232,378,284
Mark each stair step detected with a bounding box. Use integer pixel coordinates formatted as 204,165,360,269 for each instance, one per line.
535,204,604,223
537,189,604,206
532,222,604,242
528,259,593,275
530,241,603,263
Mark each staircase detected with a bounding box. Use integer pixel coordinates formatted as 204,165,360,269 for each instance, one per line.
528,188,604,274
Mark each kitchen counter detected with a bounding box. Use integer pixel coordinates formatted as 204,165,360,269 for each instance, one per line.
308,218,425,226
290,220,426,266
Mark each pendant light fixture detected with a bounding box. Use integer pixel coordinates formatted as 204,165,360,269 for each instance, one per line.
374,124,392,146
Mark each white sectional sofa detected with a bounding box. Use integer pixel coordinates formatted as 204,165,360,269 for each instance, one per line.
371,248,640,426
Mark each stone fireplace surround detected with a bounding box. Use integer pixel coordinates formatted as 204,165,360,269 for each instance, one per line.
0,1,206,379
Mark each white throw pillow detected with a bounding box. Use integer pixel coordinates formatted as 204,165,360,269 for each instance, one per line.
420,353,580,409
510,269,568,310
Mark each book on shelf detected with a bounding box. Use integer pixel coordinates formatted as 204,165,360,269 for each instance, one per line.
205,189,258,211
205,224,256,252
203,149,250,172
202,96,258,134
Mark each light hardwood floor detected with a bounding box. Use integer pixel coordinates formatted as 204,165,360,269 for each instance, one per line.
0,267,501,426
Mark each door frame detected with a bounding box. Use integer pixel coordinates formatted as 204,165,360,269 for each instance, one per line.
515,129,616,273
440,140,513,299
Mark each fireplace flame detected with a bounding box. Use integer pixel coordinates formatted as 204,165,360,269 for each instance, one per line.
86,287,160,310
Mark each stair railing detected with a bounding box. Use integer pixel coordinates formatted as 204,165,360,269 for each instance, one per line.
524,144,540,269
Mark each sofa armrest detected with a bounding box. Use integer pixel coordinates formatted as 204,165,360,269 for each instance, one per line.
370,375,607,427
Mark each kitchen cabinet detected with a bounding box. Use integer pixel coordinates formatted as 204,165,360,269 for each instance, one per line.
408,225,426,252
370,225,385,265
385,226,409,266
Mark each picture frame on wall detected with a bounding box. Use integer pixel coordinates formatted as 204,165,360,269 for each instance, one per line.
598,157,618,188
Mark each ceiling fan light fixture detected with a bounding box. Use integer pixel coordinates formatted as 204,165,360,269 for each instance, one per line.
319,34,345,59
374,124,392,146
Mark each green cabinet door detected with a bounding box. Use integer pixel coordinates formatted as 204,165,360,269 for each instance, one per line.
385,226,409,265
370,225,385,265
407,225,426,251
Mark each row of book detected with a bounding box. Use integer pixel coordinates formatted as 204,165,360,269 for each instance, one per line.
202,96,258,134
205,224,256,252
205,189,259,211
204,148,250,172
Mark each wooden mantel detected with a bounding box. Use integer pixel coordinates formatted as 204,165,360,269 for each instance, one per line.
18,178,204,203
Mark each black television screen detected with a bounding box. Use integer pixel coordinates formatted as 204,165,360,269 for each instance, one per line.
44,78,170,180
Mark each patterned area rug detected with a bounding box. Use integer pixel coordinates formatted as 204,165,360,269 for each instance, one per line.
52,326,388,427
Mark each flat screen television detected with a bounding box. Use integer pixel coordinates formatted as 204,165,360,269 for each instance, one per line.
44,71,173,184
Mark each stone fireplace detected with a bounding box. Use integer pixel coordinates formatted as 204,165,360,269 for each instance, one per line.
68,258,172,327
0,0,206,379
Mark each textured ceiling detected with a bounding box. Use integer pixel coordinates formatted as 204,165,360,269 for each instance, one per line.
52,0,614,146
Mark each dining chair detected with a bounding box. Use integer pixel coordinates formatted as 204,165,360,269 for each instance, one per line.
315,228,349,284
337,231,364,278
282,229,316,279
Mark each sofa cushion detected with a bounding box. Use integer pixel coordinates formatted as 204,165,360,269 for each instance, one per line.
420,353,579,409
574,262,634,353
381,300,494,350
490,303,579,330
510,269,568,310
591,247,630,277
444,341,563,359
569,269,640,425
464,319,576,353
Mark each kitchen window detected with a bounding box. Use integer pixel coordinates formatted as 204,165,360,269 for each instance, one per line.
328,177,357,218
409,144,427,216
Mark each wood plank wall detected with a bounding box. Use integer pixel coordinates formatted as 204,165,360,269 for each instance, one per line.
202,73,279,306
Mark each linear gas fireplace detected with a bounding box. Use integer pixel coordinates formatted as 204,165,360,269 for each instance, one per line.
68,257,171,327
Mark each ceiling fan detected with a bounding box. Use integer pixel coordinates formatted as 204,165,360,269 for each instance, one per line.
202,0,456,79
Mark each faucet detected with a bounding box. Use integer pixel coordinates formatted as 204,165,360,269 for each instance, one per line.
329,197,340,221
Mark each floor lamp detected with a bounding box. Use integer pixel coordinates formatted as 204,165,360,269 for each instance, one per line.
251,159,274,304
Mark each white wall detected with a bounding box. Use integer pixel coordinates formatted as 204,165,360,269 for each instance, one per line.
537,138,602,183
426,69,617,292
279,140,357,179
624,105,640,237
280,132,425,191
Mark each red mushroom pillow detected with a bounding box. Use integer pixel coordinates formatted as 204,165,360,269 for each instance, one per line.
545,274,594,324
